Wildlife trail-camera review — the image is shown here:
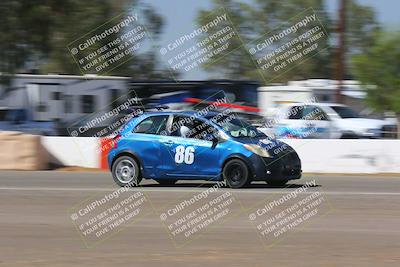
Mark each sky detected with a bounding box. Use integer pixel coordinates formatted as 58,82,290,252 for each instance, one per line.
325,0,399,30
141,0,399,80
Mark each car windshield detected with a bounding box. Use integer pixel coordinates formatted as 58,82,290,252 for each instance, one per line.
330,106,360,118
211,115,263,138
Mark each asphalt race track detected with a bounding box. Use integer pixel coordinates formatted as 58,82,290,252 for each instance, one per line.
1,171,400,267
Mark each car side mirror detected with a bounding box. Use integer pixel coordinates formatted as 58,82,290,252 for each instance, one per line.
212,136,219,146
204,133,219,146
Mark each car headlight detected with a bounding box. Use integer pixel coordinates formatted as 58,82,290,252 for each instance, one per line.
244,144,272,157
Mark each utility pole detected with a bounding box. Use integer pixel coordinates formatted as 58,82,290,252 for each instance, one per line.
335,0,346,103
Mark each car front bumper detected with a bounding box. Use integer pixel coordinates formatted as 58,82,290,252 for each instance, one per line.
248,149,302,181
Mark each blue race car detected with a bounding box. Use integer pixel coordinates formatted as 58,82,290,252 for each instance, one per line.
107,111,301,188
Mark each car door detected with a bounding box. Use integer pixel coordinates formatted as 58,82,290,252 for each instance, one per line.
300,105,331,138
123,115,169,178
159,115,220,179
277,105,305,138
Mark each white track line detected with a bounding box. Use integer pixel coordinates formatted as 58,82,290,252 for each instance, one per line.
0,186,400,195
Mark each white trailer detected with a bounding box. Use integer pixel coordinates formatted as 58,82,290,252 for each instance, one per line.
0,74,131,122
258,85,313,117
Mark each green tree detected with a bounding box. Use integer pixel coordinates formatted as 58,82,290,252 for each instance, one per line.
342,0,380,79
196,0,332,82
0,0,175,86
196,0,258,80
352,32,400,117
346,0,380,55
196,0,379,83
0,0,55,85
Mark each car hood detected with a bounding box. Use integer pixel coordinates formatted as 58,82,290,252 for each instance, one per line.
234,136,290,151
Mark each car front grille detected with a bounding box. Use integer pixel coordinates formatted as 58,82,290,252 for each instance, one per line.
274,149,301,173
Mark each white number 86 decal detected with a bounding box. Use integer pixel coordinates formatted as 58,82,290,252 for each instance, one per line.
175,145,195,164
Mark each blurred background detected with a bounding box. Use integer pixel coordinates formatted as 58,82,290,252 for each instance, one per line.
1,2,400,264
0,0,398,140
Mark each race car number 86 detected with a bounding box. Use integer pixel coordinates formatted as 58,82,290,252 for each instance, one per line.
175,145,195,164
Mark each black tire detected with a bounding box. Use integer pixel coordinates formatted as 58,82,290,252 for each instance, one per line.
111,156,142,187
155,179,177,186
266,179,289,187
222,159,250,189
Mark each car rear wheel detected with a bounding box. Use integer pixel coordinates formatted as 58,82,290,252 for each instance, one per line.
155,179,177,186
112,156,142,187
223,159,249,189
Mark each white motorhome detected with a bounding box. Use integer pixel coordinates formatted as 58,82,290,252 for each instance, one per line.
0,74,131,122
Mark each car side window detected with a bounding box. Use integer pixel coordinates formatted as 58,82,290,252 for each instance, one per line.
302,106,329,121
314,107,329,121
169,116,186,137
171,116,217,140
134,115,168,135
288,106,303,119
191,119,218,140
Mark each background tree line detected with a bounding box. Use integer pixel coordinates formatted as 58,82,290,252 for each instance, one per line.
197,0,399,116
0,0,174,87
0,0,398,115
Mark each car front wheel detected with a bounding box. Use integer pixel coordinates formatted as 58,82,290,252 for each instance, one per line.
112,156,142,187
222,159,250,189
